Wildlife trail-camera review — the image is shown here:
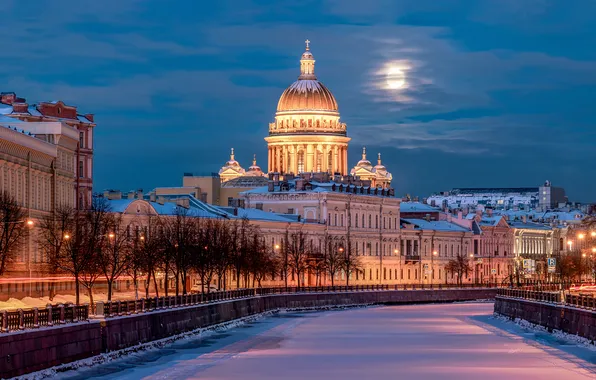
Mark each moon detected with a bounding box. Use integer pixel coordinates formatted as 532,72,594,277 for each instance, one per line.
386,66,406,90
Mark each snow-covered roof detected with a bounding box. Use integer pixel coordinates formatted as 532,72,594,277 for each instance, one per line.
401,218,471,232
400,202,439,213
507,221,552,230
219,207,296,223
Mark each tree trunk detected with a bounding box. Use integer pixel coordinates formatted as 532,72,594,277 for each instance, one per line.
74,275,80,305
145,272,151,299
87,286,94,308
164,263,169,297
107,279,113,302
49,281,56,301
152,270,159,297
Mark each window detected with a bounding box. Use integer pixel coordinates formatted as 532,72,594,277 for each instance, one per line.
375,215,378,229
341,214,344,227
368,215,372,228
78,161,84,178
256,203,263,210
328,213,331,225
297,151,305,173
334,214,337,226
79,132,84,148
355,213,359,227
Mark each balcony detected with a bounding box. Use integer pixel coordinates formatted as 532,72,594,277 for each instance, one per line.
405,255,420,262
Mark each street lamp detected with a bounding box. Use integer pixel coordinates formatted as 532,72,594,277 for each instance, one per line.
578,233,585,240
567,240,573,251
26,219,34,227
431,250,438,285
591,231,596,238
274,244,280,250
63,233,70,240
338,247,344,253
108,232,115,239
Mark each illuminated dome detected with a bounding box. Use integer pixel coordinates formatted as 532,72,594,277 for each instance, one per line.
355,147,373,170
276,41,338,113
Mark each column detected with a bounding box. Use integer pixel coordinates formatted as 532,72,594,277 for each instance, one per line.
276,146,281,173
322,145,328,173
343,146,348,175
293,145,298,174
267,147,272,173
333,145,338,174
306,144,314,172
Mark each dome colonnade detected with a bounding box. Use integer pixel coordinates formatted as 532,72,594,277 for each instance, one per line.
265,40,350,175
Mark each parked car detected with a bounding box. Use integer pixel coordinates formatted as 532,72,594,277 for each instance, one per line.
190,283,219,293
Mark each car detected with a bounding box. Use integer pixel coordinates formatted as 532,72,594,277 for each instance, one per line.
190,283,219,293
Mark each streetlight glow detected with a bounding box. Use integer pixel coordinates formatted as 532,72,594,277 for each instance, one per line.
592,231,596,237
274,244,280,250
63,233,70,240
578,233,585,239
108,232,115,239
339,247,344,253
26,219,34,227
433,251,438,256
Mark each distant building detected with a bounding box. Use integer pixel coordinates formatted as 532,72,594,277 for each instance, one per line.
426,181,566,210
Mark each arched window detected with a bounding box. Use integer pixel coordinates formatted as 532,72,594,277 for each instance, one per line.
355,213,359,227
368,215,372,228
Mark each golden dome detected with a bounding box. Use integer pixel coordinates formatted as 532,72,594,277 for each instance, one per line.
276,40,338,113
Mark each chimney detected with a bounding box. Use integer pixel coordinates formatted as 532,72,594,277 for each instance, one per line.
457,211,463,220
136,189,143,200
295,179,305,191
425,213,431,222
149,192,156,202
267,181,274,192
84,113,94,123
522,215,527,224
127,191,135,200
12,102,28,113
0,92,17,105
157,196,165,205
233,207,238,216
487,208,493,217
446,213,453,222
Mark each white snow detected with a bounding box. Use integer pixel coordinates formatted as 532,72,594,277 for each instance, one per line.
34,302,596,380
0,291,155,311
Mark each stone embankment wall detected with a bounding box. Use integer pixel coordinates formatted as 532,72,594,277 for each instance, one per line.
1,289,496,378
494,296,596,340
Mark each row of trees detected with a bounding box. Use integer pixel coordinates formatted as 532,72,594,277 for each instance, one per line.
31,198,365,305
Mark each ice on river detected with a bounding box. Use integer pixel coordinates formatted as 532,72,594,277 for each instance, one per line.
54,302,596,380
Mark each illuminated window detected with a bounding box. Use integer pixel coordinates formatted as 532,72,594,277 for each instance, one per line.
297,151,305,173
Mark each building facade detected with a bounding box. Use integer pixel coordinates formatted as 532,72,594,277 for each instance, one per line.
0,119,79,277
1,92,95,209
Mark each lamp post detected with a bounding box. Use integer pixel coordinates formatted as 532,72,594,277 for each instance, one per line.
431,250,438,286
469,253,474,284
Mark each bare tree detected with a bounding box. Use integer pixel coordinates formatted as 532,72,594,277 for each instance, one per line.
161,207,195,295
98,214,132,301
0,192,29,276
445,254,472,286
288,228,309,288
132,216,163,298
341,236,362,286
78,197,112,307
323,236,343,286
37,205,73,300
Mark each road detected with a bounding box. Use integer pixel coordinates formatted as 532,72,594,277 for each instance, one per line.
57,302,596,380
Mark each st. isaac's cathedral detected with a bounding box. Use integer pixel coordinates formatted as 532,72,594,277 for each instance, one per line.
219,40,393,188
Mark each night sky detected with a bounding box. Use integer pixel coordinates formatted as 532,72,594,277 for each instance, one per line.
3,1,596,202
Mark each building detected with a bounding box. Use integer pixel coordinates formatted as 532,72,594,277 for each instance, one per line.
217,41,392,185
0,118,79,277
427,180,566,210
350,148,392,189
0,92,96,209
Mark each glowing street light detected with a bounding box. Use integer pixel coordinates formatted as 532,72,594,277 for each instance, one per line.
591,231,596,237
108,232,115,239
592,247,596,254
63,233,70,240
393,249,398,255
26,219,34,227
578,233,585,240
433,250,438,256
338,247,344,253
274,244,280,250
140,235,145,241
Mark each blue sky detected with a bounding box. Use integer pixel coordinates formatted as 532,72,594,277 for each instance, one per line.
3,0,596,202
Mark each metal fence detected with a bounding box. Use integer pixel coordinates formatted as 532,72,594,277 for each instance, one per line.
0,304,89,333
497,288,596,311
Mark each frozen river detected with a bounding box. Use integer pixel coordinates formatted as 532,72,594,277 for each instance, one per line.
57,302,596,380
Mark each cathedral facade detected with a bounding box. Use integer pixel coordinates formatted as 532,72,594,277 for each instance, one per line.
220,41,392,187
